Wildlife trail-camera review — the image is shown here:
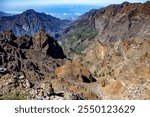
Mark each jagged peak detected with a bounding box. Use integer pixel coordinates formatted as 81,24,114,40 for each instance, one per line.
24,9,36,13
22,9,37,15
121,1,130,6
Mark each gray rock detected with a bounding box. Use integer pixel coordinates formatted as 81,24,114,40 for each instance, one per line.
0,68,8,74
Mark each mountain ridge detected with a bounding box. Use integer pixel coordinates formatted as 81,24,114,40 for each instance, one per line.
0,30,98,100
0,9,69,37
0,11,12,17
61,1,150,55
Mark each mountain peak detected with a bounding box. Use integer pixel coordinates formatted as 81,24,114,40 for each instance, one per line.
121,1,130,6
23,9,36,13
0,9,68,37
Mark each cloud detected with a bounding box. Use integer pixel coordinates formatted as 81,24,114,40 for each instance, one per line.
49,13,55,16
63,13,67,16
74,13,82,16
5,11,22,14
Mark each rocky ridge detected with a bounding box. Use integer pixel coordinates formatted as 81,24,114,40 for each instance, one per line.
0,9,69,37
0,30,99,100
61,2,150,54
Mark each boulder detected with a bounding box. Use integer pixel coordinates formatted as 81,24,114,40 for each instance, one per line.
55,60,96,83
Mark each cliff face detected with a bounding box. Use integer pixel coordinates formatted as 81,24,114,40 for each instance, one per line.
95,2,150,42
60,2,150,99
61,2,150,54
77,38,150,99
0,30,66,79
0,10,68,37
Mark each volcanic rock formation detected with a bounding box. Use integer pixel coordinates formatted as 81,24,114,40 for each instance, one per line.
0,30,98,100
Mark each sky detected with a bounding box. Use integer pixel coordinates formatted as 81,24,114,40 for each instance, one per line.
1,0,147,10
0,0,148,19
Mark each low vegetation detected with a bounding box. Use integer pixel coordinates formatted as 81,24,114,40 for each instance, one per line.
62,25,98,53
0,92,28,100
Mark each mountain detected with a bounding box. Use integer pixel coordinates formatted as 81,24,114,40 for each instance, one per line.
95,1,150,42
60,9,98,55
60,2,150,99
43,5,101,20
0,9,69,37
0,2,150,100
0,12,11,17
76,37,150,99
0,30,98,100
61,1,150,54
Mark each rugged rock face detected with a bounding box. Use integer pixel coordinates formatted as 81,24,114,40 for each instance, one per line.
0,9,68,37
95,2,150,42
55,60,96,83
53,60,99,100
60,2,150,99
0,30,99,100
74,38,150,99
61,2,150,54
32,29,66,59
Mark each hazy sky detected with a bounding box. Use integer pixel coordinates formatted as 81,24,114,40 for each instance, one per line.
1,0,148,12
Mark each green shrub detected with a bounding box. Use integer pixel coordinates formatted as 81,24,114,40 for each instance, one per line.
1,92,27,100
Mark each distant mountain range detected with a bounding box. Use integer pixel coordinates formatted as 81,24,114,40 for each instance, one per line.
0,9,69,37
1,2,150,42
0,12,12,17
1,5,102,20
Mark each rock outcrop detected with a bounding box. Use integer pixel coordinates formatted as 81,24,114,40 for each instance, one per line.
95,2,150,42
32,29,66,59
0,30,66,99
0,30,98,100
75,38,150,99
55,60,96,83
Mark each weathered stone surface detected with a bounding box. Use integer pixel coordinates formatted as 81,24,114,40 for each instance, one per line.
0,30,98,100
55,60,96,83
0,30,68,99
32,29,66,59
77,38,150,99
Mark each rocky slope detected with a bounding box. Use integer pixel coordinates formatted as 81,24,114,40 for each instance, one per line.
61,1,150,54
0,9,68,37
61,9,98,55
60,1,150,99
0,30,99,100
95,1,150,42
73,38,150,99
